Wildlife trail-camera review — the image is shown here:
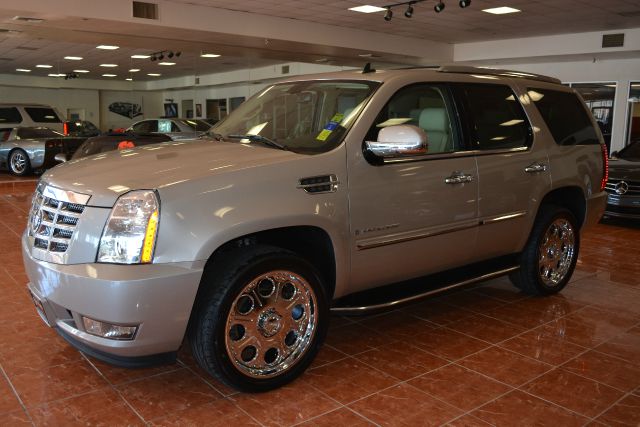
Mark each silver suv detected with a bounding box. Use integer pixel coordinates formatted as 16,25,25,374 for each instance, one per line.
23,66,607,392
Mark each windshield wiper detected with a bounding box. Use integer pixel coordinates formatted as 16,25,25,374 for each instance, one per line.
227,134,288,151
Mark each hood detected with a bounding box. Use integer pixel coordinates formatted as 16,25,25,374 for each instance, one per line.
608,158,640,181
42,139,297,207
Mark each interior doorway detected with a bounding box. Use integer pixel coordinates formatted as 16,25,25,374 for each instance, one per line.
206,99,228,121
181,99,194,118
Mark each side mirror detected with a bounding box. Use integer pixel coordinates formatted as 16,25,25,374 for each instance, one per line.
54,153,68,163
365,125,428,158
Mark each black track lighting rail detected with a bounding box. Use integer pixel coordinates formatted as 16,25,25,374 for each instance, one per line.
149,50,182,61
381,0,471,21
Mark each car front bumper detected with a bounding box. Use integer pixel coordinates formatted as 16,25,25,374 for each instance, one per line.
22,233,205,364
604,193,640,220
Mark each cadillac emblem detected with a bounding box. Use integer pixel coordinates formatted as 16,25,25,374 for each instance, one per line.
614,181,629,195
30,209,43,234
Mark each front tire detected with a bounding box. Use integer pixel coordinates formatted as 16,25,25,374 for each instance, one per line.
189,245,328,392
510,205,580,295
8,149,32,176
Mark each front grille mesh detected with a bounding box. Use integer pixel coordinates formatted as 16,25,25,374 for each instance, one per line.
605,179,640,196
28,187,86,253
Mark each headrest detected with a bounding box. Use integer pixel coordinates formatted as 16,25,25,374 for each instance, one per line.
419,108,448,132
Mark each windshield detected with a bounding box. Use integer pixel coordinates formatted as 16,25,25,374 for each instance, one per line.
17,127,63,139
212,80,379,154
617,141,640,161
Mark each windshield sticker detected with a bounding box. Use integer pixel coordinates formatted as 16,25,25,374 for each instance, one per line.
316,113,345,141
316,129,332,141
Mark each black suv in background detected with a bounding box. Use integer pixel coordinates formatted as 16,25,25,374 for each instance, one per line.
604,141,640,219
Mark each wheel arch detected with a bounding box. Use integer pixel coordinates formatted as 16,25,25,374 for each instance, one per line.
538,186,586,228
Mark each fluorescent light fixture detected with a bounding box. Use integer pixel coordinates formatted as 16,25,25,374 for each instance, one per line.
36,64,52,68
16,68,31,72
102,74,117,77
131,54,150,59
126,78,133,81
100,64,118,67
147,73,161,76
73,69,90,73
96,45,119,50
482,6,521,14
129,68,140,72
158,62,175,66
349,5,386,13
48,73,64,77
200,53,220,58
64,56,83,60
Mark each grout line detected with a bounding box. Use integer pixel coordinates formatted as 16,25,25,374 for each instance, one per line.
0,362,35,426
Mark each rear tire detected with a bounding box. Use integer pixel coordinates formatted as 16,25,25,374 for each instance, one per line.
8,149,32,176
510,205,580,295
189,245,329,392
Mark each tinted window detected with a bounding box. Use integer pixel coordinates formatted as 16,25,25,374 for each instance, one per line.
458,84,530,150
367,84,458,154
528,88,599,146
158,120,175,133
180,119,211,131
0,107,22,123
617,141,640,161
24,107,61,123
132,120,157,133
17,127,62,139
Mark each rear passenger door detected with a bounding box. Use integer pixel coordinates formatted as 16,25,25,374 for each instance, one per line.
453,83,551,260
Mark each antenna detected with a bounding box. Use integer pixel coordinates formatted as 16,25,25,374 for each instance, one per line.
362,62,376,74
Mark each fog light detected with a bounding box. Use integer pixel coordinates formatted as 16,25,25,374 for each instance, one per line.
82,316,138,340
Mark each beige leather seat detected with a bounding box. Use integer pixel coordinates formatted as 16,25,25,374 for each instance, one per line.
419,108,451,153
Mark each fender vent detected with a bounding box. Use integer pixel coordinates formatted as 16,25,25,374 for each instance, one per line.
602,33,624,48
297,175,339,194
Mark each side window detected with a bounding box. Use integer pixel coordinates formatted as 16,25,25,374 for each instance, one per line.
170,121,181,132
158,120,173,133
24,107,61,123
0,128,12,141
367,84,458,154
133,120,157,134
458,84,531,150
527,88,599,145
0,107,22,123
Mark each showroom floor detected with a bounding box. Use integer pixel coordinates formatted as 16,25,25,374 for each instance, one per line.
1,174,639,426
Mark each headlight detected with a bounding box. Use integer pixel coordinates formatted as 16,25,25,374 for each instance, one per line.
97,190,160,264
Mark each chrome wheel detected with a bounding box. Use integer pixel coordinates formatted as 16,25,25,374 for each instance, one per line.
538,218,575,286
10,150,28,175
224,270,318,378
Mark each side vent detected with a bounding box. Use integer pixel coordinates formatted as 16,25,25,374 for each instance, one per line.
133,1,158,19
297,175,339,194
602,33,624,48
281,65,290,74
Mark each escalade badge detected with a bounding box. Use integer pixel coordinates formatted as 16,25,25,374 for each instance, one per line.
30,209,42,234
615,181,629,195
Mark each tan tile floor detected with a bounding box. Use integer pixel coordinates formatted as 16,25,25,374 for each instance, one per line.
1,174,639,426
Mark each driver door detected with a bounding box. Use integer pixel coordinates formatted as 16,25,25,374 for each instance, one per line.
347,83,479,294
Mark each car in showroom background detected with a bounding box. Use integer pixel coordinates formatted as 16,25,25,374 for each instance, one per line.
604,141,640,219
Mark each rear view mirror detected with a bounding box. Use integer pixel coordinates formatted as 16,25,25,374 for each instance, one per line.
54,153,68,163
365,125,428,158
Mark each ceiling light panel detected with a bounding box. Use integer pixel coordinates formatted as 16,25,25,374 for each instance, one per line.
100,64,118,67
36,64,52,68
482,7,521,15
102,74,117,77
129,68,140,72
73,69,90,73
16,68,31,72
158,62,175,65
64,56,83,60
349,5,386,13
96,45,119,50
200,53,220,58
131,54,150,59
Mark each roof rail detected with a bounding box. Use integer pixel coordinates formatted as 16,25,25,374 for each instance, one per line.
437,65,561,84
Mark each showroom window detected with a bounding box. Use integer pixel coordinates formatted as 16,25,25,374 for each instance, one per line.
0,107,22,123
24,107,61,123
527,88,600,146
568,83,616,153
626,82,640,147
456,84,531,150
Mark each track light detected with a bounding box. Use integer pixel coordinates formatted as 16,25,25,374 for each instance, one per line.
158,53,164,60
384,7,393,21
176,51,181,57
150,55,156,61
168,51,174,58
404,3,414,18
459,0,470,7
434,1,445,12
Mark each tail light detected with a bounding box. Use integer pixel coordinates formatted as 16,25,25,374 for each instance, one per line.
63,122,69,136
600,143,608,191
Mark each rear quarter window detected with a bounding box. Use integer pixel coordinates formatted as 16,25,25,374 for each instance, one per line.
0,107,22,123
527,88,599,145
24,107,61,123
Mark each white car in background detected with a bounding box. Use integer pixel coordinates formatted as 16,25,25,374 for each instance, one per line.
0,104,64,132
128,118,212,140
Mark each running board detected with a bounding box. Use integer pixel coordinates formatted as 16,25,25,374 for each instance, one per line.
331,256,519,315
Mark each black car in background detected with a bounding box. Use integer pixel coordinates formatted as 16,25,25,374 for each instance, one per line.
63,120,101,138
604,141,640,219
69,131,172,160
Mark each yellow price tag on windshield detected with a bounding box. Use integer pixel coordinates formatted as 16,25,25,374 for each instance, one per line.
316,129,332,141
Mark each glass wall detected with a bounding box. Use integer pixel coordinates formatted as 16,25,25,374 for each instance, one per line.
569,83,616,153
626,82,640,147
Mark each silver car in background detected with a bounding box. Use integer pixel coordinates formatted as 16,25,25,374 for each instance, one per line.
127,118,211,140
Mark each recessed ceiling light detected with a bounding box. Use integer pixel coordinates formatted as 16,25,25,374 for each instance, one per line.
348,5,386,13
158,62,175,66
73,69,90,73
64,56,83,60
96,45,119,50
16,68,31,72
126,78,133,81
100,64,118,67
147,73,161,76
482,6,521,14
200,53,220,58
129,68,140,72
102,74,117,77
131,54,150,59
48,73,64,77
36,64,52,68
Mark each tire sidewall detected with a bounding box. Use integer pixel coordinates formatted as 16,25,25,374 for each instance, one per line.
206,251,328,392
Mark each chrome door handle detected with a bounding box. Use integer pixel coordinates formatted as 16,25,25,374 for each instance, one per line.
525,162,548,174
445,172,474,184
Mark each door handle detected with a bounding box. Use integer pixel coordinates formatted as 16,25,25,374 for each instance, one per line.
525,162,548,174
445,172,474,184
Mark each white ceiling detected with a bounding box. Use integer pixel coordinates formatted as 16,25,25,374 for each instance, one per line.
0,0,639,82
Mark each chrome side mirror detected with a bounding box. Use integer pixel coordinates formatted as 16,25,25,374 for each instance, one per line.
54,153,68,163
365,125,428,158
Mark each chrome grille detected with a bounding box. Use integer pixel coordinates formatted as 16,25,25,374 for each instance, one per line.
28,185,87,254
605,179,640,196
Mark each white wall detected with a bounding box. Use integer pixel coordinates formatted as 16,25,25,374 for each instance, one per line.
99,90,164,130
